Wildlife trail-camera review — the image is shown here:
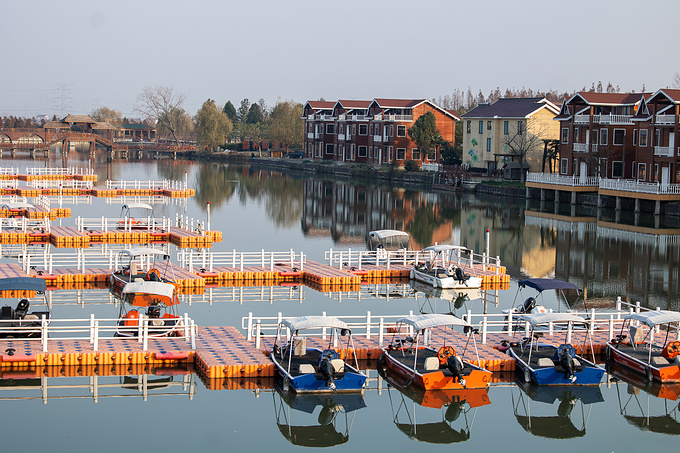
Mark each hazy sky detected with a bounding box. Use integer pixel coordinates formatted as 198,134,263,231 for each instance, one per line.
2,0,679,119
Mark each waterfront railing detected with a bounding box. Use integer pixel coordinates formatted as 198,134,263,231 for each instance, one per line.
177,249,305,273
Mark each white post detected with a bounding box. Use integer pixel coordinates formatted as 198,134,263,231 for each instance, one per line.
366,311,372,339
190,320,196,350
507,311,513,333
93,321,99,352
590,308,596,333
184,313,190,340
566,321,573,344
322,311,327,340
609,315,614,341
143,317,148,351
207,201,210,231
378,317,384,347
41,314,48,352
255,320,261,349
481,315,487,344
247,313,253,341
90,314,95,344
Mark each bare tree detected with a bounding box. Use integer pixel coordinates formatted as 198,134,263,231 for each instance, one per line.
502,117,550,182
673,72,680,89
135,86,187,144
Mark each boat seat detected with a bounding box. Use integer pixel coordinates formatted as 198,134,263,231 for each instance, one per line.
299,363,316,374
572,358,581,367
537,358,554,367
292,338,306,356
423,356,440,370
629,326,645,344
330,359,344,373
652,356,670,367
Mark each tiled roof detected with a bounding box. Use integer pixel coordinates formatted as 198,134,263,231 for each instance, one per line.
461,97,557,119
93,121,118,130
573,92,650,105
43,121,69,129
372,98,425,108
647,89,680,103
61,114,96,123
306,101,336,110
337,100,371,109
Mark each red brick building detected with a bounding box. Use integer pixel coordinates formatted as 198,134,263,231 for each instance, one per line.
302,98,458,166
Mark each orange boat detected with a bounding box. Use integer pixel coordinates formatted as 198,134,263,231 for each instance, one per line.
115,281,183,338
377,314,491,391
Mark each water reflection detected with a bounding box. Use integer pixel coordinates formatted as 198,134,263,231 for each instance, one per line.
512,381,604,439
272,388,366,447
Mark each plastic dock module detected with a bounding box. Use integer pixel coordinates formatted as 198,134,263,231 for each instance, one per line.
302,261,362,285
49,226,90,248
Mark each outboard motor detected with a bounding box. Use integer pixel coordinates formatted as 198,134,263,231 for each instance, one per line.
15,299,30,318
147,305,161,318
454,267,467,283
318,351,337,391
559,347,576,382
446,354,466,387
519,297,536,314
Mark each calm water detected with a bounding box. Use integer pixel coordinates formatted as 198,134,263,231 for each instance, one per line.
0,151,679,451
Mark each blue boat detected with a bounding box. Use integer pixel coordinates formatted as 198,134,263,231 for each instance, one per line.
271,316,367,394
502,312,605,385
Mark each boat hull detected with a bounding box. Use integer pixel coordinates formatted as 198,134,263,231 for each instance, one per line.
379,350,490,390
607,342,680,383
271,356,366,394
508,347,604,386
410,268,483,290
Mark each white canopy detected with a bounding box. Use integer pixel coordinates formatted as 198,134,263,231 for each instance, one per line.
369,230,410,240
122,203,154,211
122,281,175,298
624,310,680,327
519,312,587,327
280,315,349,332
422,245,470,254
1,202,34,210
396,313,471,331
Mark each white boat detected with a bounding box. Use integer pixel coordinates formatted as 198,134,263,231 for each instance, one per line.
367,229,411,252
410,245,482,289
118,203,158,230
109,247,177,305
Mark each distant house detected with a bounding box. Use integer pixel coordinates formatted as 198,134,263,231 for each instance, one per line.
302,98,458,167
461,97,560,174
118,122,157,142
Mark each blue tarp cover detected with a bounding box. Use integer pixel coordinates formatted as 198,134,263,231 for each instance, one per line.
518,278,580,293
0,277,46,292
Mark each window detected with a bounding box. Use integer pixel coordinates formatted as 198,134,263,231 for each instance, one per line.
573,159,578,176
600,129,608,145
613,161,623,178
504,121,509,135
359,124,367,135
517,121,524,135
358,146,367,157
478,121,483,134
325,124,335,134
560,158,568,174
388,125,394,137
639,129,648,147
574,128,579,143
317,124,323,135
654,164,659,182
613,129,625,146
396,148,406,160
412,149,420,160
487,120,492,130
486,138,491,152
338,144,343,156
633,129,638,145
397,125,406,137
467,121,471,134
561,128,569,144
369,124,373,135
388,146,393,162
655,129,660,147
325,144,334,155
638,163,646,181
338,124,344,134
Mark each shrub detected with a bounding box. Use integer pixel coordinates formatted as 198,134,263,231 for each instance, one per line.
404,160,419,172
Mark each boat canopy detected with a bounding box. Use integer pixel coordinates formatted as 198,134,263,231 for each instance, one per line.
121,203,154,211
369,230,410,240
519,312,587,327
422,245,470,254
119,247,169,259
280,315,349,333
1,202,34,210
397,313,471,331
0,277,46,293
624,310,680,327
122,281,175,299
518,279,580,293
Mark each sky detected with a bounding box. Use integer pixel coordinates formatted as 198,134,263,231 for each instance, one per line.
2,0,679,119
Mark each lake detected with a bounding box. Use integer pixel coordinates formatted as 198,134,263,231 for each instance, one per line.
0,151,678,451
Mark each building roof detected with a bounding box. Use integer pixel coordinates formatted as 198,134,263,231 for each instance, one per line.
336,100,371,109
93,121,118,130
304,101,336,110
461,97,559,119
43,121,70,129
647,88,680,104
371,98,425,109
61,114,97,124
568,92,651,106
122,122,155,130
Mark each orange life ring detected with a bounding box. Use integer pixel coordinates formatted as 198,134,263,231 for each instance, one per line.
663,341,680,360
437,346,456,366
146,268,161,281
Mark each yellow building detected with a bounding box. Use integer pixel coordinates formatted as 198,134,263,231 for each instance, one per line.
461,97,560,176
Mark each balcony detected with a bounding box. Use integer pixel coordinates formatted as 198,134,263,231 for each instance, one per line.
347,115,368,121
573,143,588,152
526,172,599,187
654,146,674,157
373,135,382,142
316,114,335,121
307,133,314,139
655,115,676,125
337,134,345,141
373,113,383,121
574,114,590,124
597,114,632,125
600,178,680,195
383,114,413,122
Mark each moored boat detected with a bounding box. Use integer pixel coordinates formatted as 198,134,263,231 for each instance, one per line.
270,316,367,394
410,245,483,289
606,310,680,383
109,247,177,305
377,313,491,391
0,277,50,338
114,280,182,338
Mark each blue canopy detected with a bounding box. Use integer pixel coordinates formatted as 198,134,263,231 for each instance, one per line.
0,277,46,293
518,278,580,293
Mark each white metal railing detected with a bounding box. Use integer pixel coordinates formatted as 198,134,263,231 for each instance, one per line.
241,298,669,348
323,283,414,302
421,163,442,172
373,135,382,142
324,248,503,274
105,179,188,191
177,249,305,273
306,132,314,139
0,217,50,233
573,143,588,152
337,133,345,141
180,285,305,306
598,114,632,125
29,179,93,189
76,215,171,233
0,167,19,175
654,146,674,157
574,114,590,124
384,114,413,122
655,114,676,125
526,172,599,186
25,167,94,176
0,314,197,352
600,178,680,195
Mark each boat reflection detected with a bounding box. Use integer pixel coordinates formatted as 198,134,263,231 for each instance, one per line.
512,380,604,438
411,280,481,315
610,363,680,435
272,387,366,447
383,369,491,443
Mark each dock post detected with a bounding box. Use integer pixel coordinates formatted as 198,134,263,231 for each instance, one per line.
93,321,99,352
255,320,261,349
507,311,513,332
590,308,595,332
41,314,48,352
609,315,614,341
143,318,148,351
366,311,372,339
481,316,487,344
247,313,253,341
191,320,196,350
378,318,384,346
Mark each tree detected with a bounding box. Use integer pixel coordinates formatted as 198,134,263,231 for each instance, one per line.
237,98,250,123
223,101,237,123
502,117,549,182
407,111,444,161
91,106,122,128
673,72,680,89
135,86,187,144
195,99,232,152
158,108,193,141
541,139,560,173
246,102,264,124
266,100,303,152
440,141,462,165
257,98,268,122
